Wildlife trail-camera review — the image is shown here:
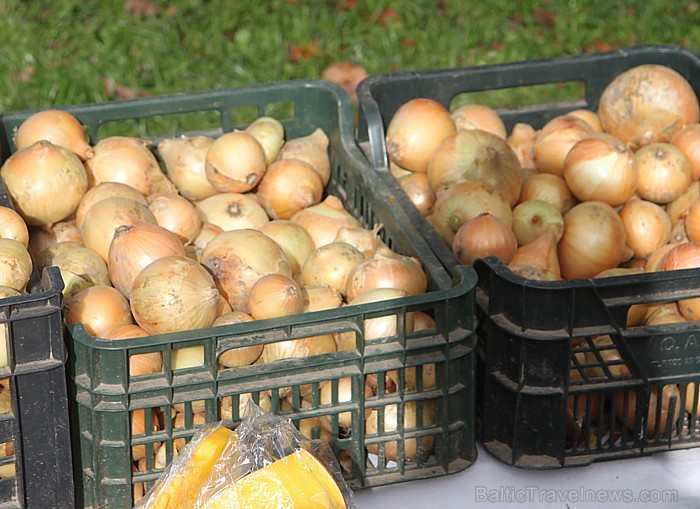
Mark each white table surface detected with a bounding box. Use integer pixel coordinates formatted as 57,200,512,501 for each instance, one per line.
352,442,700,509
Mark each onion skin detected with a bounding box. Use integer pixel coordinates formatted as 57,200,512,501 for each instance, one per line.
345,247,427,302
671,123,700,179
533,115,594,177
507,123,538,170
256,159,324,219
14,109,93,161
619,198,671,259
258,220,315,276
365,400,436,461
245,117,285,165
0,239,33,292
147,193,202,244
509,231,561,281
451,104,506,139
248,273,304,320
158,136,218,201
511,199,564,246
567,109,602,131
598,64,699,149
661,242,700,320
518,172,575,214
196,192,269,232
634,143,692,205
300,242,364,297
277,128,331,185
290,195,361,248
0,206,29,248
100,324,162,377
452,213,517,265
214,312,264,368
64,285,133,337
205,131,267,193
385,98,457,173
75,182,149,230
397,172,436,217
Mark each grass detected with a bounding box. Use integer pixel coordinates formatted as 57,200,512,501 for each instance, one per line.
0,0,698,115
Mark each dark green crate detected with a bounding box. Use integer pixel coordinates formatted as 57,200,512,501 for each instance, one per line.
0,80,477,508
356,44,700,469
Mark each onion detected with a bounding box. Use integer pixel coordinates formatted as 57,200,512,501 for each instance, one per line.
598,64,699,149
196,192,269,232
192,222,222,252
452,213,517,265
387,363,437,392
685,383,700,415
277,128,331,185
0,239,32,292
507,123,538,170
0,206,29,248
214,312,264,368
666,181,700,226
219,392,272,420
431,181,512,246
302,286,343,312
684,198,700,242
205,131,267,193
319,377,374,432
27,220,82,261
200,229,291,312
75,182,149,230
147,192,201,244
258,220,315,276
385,98,457,172
52,245,110,301
299,242,363,297
389,160,412,179
427,129,522,206
557,201,633,280
511,199,564,246
290,195,361,248
257,333,336,365
518,172,575,214
615,385,681,437
100,324,162,377
108,223,186,298
645,243,678,272
256,159,324,219
130,256,219,335
563,133,637,206
81,196,157,261
35,241,83,273
130,408,161,462
567,109,602,131
334,224,385,258
64,285,133,336
245,117,285,165
509,231,561,281
13,109,93,160
397,172,436,218
644,302,686,326
567,348,601,438
365,400,436,462
634,143,692,205
1,140,88,227
671,123,700,179
248,274,304,320
619,198,671,259
346,246,427,302
661,242,700,320
348,288,415,341
533,115,594,176
450,103,506,139
85,136,175,195
158,136,218,201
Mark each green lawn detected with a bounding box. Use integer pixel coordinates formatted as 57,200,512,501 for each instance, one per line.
0,0,699,114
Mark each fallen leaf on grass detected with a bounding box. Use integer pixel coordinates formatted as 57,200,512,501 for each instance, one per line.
321,62,368,101
101,77,150,100
287,42,324,63
124,0,162,17
11,65,35,83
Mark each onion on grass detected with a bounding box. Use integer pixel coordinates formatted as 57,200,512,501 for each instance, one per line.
13,109,93,161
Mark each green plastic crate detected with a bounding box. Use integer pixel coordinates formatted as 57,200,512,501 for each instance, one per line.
0,80,477,508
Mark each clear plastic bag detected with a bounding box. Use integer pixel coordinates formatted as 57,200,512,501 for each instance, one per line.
135,400,354,509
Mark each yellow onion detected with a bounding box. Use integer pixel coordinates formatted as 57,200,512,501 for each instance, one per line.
397,172,436,218
619,198,672,259
349,288,415,341
684,198,700,243
518,172,575,214
85,136,175,195
533,115,594,176
563,133,637,206
509,231,561,281
27,220,82,261
452,213,517,265
389,159,412,179
1,140,88,227
258,220,315,276
214,311,264,368
130,255,219,335
158,136,218,201
147,192,202,244
507,123,538,170
431,181,512,246
192,222,222,252
81,196,157,261
450,103,506,139
130,408,161,462
666,181,700,225
365,400,436,462
385,98,457,172
14,109,93,160
598,64,699,149
0,206,29,248
334,224,385,258
319,377,374,432
108,223,186,298
34,241,83,272
671,123,700,179
661,242,700,320
75,182,149,230
615,385,681,437
387,362,437,392
567,109,602,131
200,229,291,312
684,383,700,415
196,192,269,232
644,302,686,326
52,245,110,301
558,201,633,279
219,392,272,421
257,333,336,365
511,199,564,246
302,286,343,313
256,159,324,219
290,195,361,248
346,246,427,302
244,117,285,165
248,274,304,320
0,239,32,292
299,242,364,297
634,143,692,205
645,243,678,272
205,131,267,193
100,324,162,377
427,129,522,206
64,285,133,336
277,128,331,185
